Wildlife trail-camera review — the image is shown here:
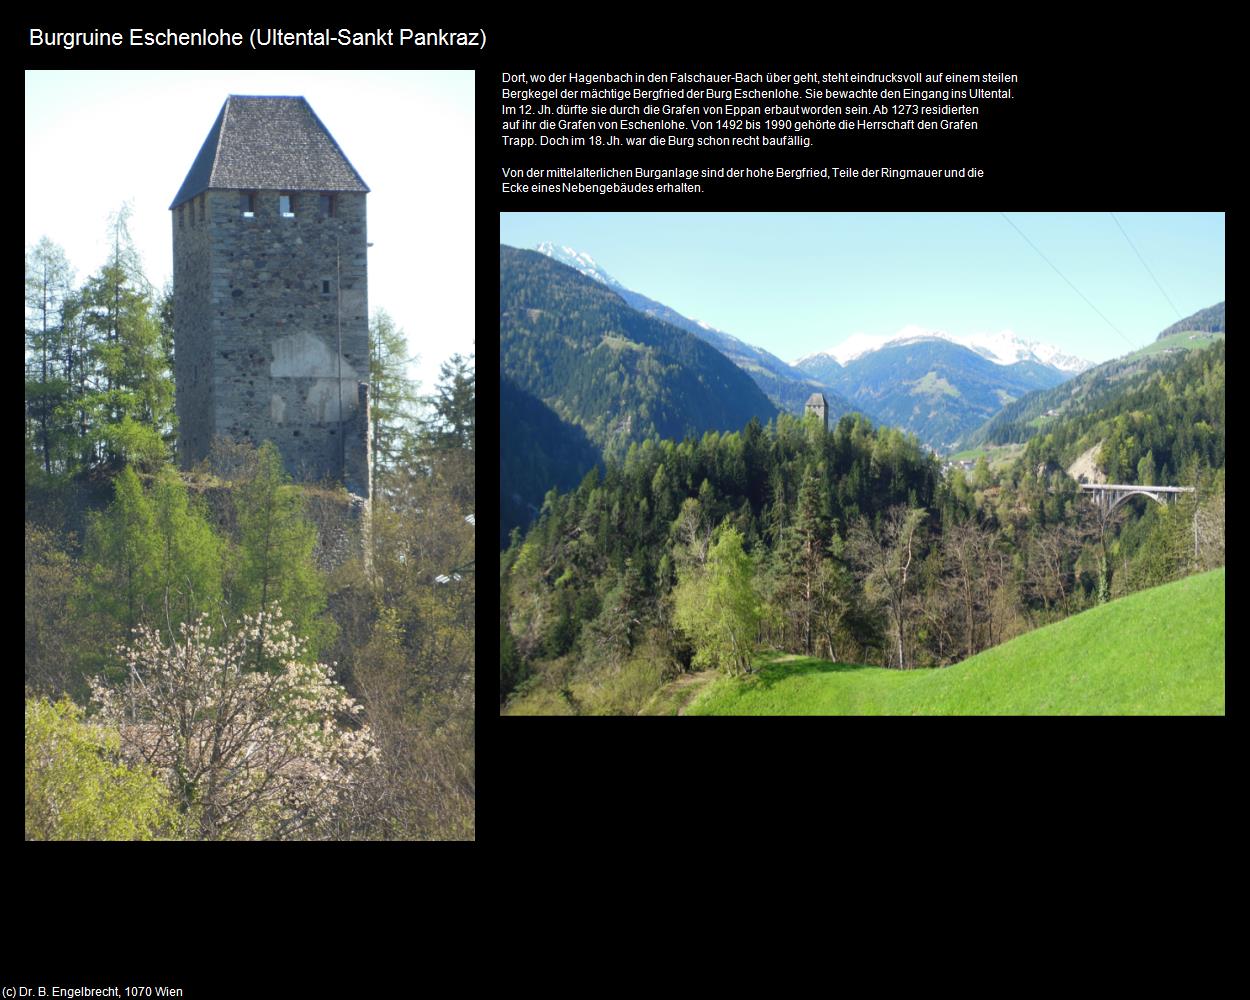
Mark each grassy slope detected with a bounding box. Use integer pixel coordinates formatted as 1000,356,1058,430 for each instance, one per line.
686,569,1224,715
945,443,1026,470
1127,330,1223,360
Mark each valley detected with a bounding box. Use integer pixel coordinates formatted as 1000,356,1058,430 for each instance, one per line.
499,215,1224,716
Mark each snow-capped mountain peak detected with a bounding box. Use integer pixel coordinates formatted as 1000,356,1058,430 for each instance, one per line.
535,241,626,290
795,326,1093,373
536,241,732,338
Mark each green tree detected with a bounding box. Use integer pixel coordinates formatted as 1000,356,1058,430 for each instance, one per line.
423,353,475,454
674,525,761,675
587,559,647,665
25,238,76,476
772,467,826,654
149,465,224,636
971,454,991,490
369,309,421,477
82,466,223,648
230,442,329,658
25,697,178,841
812,548,857,663
83,465,159,638
77,204,174,468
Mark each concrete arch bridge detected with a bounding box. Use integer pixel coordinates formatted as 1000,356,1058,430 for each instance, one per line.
1080,484,1194,516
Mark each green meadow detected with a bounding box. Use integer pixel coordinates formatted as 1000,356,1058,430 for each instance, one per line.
685,569,1225,715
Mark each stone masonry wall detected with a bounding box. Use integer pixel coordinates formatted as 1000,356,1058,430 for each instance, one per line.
172,192,215,465
173,188,369,497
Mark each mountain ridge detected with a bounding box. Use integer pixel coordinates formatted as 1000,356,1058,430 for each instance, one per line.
956,301,1227,453
533,242,859,420
500,245,779,464
795,325,1093,374
1154,301,1224,341
798,338,1070,451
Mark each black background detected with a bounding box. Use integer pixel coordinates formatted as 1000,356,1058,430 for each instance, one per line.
491,20,1227,210
19,14,1225,923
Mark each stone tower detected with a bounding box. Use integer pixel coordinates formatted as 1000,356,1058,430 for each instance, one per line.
805,392,828,432
171,95,371,498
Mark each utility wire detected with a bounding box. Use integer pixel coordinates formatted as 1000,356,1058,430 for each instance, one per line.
999,213,1139,352
1108,212,1184,322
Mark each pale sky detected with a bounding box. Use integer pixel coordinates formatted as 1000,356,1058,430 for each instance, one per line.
25,69,474,397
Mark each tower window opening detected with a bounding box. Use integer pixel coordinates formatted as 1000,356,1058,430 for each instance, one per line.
280,194,294,217
319,193,335,218
241,191,256,217
198,194,205,222
322,280,332,294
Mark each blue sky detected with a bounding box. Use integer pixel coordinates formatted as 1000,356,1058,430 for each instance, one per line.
26,70,475,395
499,213,1224,365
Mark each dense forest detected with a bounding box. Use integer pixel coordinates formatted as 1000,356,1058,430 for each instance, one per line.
501,340,1225,715
25,218,475,840
1022,339,1225,483
499,375,602,548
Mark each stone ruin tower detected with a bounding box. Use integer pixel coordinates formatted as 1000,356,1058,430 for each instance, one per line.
805,391,828,432
171,95,371,499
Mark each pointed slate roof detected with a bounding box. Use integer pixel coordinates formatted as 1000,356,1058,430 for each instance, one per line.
805,392,827,407
170,95,369,209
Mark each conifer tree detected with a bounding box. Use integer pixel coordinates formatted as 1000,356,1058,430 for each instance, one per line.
424,353,475,454
25,238,75,476
84,466,159,637
149,466,224,636
230,442,329,660
369,309,421,477
77,204,173,467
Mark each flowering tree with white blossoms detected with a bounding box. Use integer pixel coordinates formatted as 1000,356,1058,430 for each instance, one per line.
90,609,378,840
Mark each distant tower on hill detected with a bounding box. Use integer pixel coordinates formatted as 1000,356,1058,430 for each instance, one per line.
805,392,828,432
170,95,371,498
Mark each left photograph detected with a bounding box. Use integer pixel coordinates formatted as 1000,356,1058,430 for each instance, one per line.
25,70,475,841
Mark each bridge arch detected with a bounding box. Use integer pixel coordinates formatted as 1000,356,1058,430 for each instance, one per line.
1080,484,1195,517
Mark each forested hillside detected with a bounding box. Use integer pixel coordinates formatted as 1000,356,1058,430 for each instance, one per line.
1021,340,1224,484
962,303,1226,451
1155,301,1224,341
26,223,475,840
535,241,857,420
500,245,779,462
502,366,1224,714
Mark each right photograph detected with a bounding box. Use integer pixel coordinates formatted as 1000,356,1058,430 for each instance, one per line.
499,212,1225,716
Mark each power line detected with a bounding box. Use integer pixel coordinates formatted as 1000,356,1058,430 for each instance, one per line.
999,213,1139,352
1108,212,1184,322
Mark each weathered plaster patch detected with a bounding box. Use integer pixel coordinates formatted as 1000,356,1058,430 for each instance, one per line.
271,331,357,380
271,332,359,421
